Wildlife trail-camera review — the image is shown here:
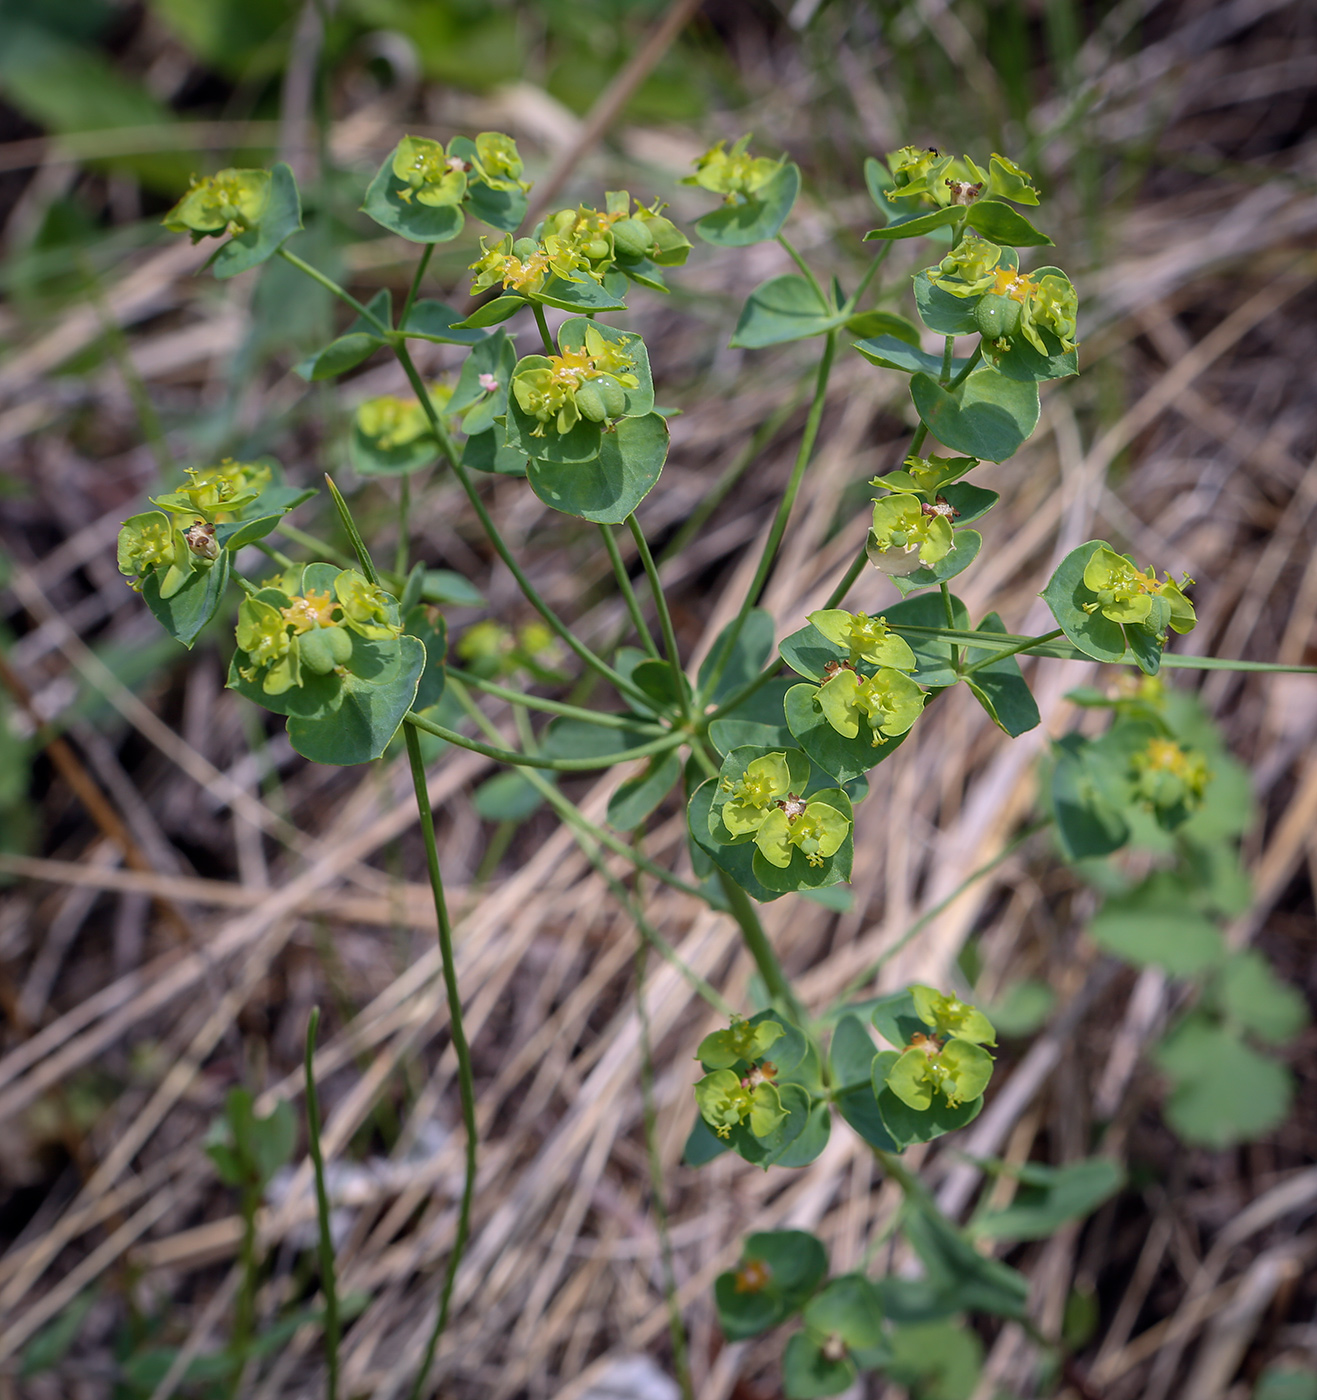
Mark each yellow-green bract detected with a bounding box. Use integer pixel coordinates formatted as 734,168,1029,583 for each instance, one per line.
1081,547,1196,636
162,168,270,237
815,668,926,746
807,609,917,670
868,495,954,574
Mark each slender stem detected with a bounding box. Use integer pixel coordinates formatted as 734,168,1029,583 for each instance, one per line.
278,248,388,334
403,725,477,1400
947,343,983,389
324,475,381,586
253,540,296,570
449,679,717,909
404,709,684,772
447,669,667,730
626,514,691,719
391,341,655,712
907,421,930,456
959,627,1066,677
703,330,837,699
228,1185,258,1398
531,302,556,354
776,233,827,304
399,244,434,332
304,1008,340,1400
600,525,661,660
847,241,892,310
395,474,411,578
717,871,807,1025
635,943,696,1400
940,335,955,384
940,582,960,673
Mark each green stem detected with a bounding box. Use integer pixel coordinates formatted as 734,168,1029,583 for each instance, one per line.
626,514,691,720
228,1186,259,1399
395,474,411,578
941,582,960,674
600,525,661,660
847,241,892,310
449,679,717,909
403,725,477,1400
940,335,955,384
391,342,655,713
531,302,556,355
278,248,388,334
324,475,381,586
399,244,433,333
776,233,827,304
717,871,806,1025
304,1008,340,1400
960,627,1065,677
403,709,684,772
447,669,667,730
254,540,296,571
635,943,696,1400
703,330,837,699
947,343,983,389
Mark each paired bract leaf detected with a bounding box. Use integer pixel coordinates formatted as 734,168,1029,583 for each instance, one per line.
910,367,1040,462
714,1230,827,1339
695,161,800,247
526,412,668,523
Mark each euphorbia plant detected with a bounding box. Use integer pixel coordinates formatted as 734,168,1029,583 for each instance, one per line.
121,134,1311,1399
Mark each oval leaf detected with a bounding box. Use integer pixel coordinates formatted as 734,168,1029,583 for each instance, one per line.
526,412,668,523
910,368,1040,462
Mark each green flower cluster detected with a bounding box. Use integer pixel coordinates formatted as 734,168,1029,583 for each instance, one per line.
1130,735,1211,825
354,391,446,452
163,168,271,240
469,190,689,299
867,493,956,576
235,569,399,696
391,132,529,209
881,987,997,1111
717,753,850,870
682,135,784,201
1081,547,1196,640
455,619,563,682
930,236,1078,353
694,1017,787,1140
806,609,925,747
510,324,641,437
885,147,1038,208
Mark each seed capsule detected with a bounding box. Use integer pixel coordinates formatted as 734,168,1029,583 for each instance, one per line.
574,381,607,423
298,626,353,675
610,217,652,258
974,292,1022,339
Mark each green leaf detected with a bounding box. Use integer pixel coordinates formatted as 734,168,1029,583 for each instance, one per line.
540,714,656,762
984,979,1055,1037
462,424,527,477
772,1099,832,1168
714,1229,828,1339
782,1333,856,1398
631,659,683,709
1047,733,1131,860
888,529,982,597
474,770,548,822
902,1200,1030,1320
526,412,668,523
20,1290,98,1378
1088,873,1224,975
214,514,286,552
875,1055,984,1148
729,274,847,348
964,612,1039,736
863,156,894,214
886,1321,983,1400
845,310,922,343
708,676,796,755
854,335,970,378
142,553,229,649
804,1272,886,1355
864,205,962,240
699,609,776,705
607,750,682,829
910,368,1040,462
284,635,425,765
965,199,1053,246
207,162,302,280
935,482,998,525
530,275,628,314
400,299,489,346
1155,1015,1294,1148
726,1081,811,1167
1039,540,1128,663
971,1158,1124,1241
784,682,911,784
913,269,982,335
984,295,1078,382
295,289,391,381
456,294,525,329
1255,1368,1317,1400
361,156,464,243
1214,951,1309,1045
695,162,800,247
420,570,484,607
403,604,446,710
349,421,439,478
830,1015,898,1151
779,618,845,683
448,328,516,435
683,1113,731,1166
505,394,602,466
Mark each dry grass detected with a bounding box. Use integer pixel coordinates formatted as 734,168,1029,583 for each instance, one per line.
0,2,1315,1397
